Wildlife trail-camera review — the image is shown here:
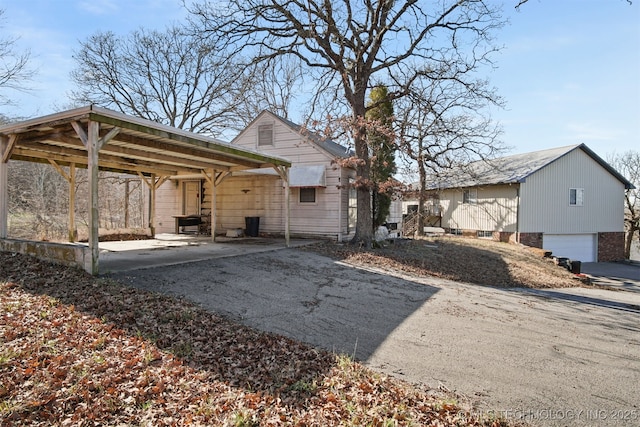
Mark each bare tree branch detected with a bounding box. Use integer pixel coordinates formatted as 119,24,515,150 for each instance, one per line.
0,9,36,107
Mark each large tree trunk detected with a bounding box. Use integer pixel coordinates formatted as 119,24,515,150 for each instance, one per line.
624,228,634,259
351,111,373,246
417,159,428,237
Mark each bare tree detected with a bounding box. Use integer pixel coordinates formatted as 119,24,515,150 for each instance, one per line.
0,9,35,109
608,151,640,259
71,26,244,136
397,73,504,234
188,0,504,245
229,57,305,126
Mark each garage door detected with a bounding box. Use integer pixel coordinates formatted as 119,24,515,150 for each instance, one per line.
543,234,596,262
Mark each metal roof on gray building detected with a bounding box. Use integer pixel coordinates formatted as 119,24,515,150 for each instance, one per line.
429,144,634,190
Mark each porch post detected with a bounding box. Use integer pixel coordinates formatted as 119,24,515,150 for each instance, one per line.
87,120,100,275
0,136,9,238
68,163,76,242
284,169,290,247
272,165,290,247
211,169,217,242
149,173,156,237
49,159,78,243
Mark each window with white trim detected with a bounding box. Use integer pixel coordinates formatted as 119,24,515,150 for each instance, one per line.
299,187,316,203
463,188,477,204
569,188,584,206
258,123,274,146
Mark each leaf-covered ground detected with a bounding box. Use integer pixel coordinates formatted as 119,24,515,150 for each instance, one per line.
308,237,585,289
0,251,515,426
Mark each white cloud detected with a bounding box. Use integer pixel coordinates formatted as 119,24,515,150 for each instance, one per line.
77,0,119,15
564,122,624,142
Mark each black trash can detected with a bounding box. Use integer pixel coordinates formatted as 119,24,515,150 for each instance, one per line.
570,260,582,274
245,216,260,237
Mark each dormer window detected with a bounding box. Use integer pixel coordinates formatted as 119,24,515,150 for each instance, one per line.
258,123,274,146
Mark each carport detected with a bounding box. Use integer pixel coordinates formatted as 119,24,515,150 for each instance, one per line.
0,105,291,274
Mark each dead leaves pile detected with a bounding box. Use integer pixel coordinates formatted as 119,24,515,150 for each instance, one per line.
0,252,512,426
310,237,581,289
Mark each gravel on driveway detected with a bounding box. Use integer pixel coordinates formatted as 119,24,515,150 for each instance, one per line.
110,248,640,427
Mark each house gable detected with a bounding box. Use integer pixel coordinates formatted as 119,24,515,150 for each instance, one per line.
519,147,625,234
232,110,351,164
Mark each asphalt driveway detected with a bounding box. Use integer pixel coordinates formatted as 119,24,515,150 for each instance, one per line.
110,247,640,427
581,261,640,293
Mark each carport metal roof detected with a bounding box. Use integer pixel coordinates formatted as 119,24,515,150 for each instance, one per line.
0,105,292,274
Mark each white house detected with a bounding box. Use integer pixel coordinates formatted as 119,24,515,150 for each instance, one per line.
154,111,357,241
402,144,634,262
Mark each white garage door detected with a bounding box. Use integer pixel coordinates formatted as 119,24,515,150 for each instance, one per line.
543,234,596,262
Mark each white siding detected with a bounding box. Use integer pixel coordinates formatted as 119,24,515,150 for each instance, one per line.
224,112,353,238
440,185,518,232
155,180,181,233
519,149,624,233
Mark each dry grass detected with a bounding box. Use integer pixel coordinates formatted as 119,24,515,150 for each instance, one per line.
308,236,585,289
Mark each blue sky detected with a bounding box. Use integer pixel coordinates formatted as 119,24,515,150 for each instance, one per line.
1,0,638,159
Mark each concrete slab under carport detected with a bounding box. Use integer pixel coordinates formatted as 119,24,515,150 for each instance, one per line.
99,234,319,274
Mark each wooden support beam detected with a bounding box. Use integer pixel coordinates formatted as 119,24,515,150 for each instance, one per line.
71,121,88,146
48,160,78,242
0,136,8,238
137,172,169,238
87,120,100,275
13,147,183,176
215,170,231,186
273,165,290,247
98,126,120,149
2,134,18,163
68,163,76,242
48,159,71,181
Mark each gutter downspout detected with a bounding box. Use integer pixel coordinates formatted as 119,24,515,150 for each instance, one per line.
515,185,521,243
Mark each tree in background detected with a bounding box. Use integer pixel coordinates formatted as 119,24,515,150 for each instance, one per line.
0,9,36,121
71,26,240,136
188,0,504,246
71,26,303,138
396,75,504,235
366,85,396,229
608,151,640,259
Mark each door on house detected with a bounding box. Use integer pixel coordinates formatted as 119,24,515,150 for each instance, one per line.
183,181,200,215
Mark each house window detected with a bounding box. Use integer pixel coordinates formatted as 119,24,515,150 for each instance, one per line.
449,228,463,235
569,188,584,206
477,230,493,239
258,123,273,146
463,189,477,204
300,187,316,203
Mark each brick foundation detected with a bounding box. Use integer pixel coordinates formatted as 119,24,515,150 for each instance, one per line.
598,232,625,262
518,232,543,249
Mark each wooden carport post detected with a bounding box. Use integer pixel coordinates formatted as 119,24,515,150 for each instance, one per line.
71,120,120,274
87,121,101,274
0,135,16,238
138,173,168,238
273,166,290,247
49,160,77,242
200,169,231,242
